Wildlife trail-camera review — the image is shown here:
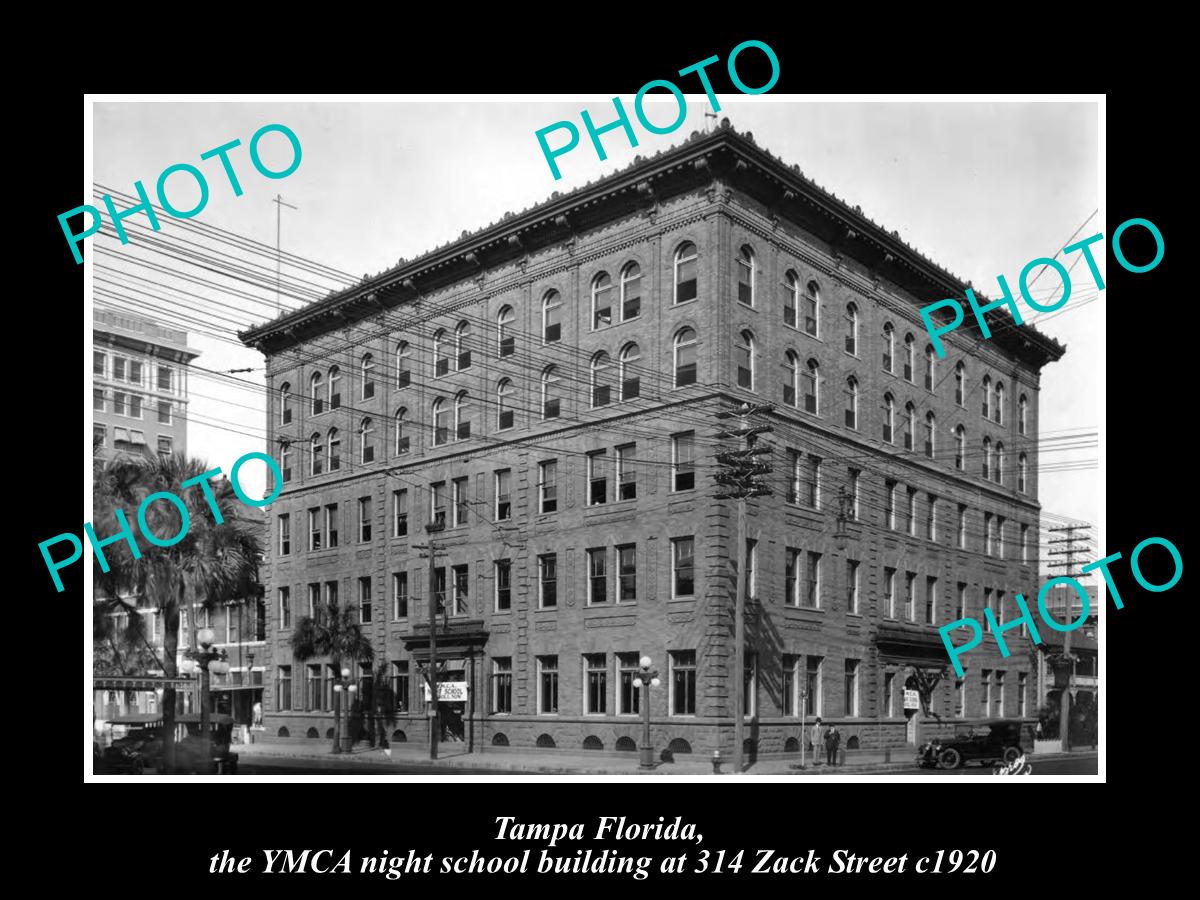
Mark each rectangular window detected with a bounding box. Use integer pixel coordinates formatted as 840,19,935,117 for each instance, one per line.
278,514,291,556
926,494,937,541
495,559,512,611
113,391,127,416
786,449,802,503
358,577,373,624
844,659,860,717
94,423,107,447
307,582,321,620
93,387,105,412
587,451,607,506
745,539,757,599
306,664,323,712
325,504,339,548
157,365,173,393
925,576,938,625
539,553,558,608
996,516,1006,559
393,572,408,620
994,670,1005,717
672,432,695,491
785,547,801,607
157,400,172,425
885,480,897,530
325,580,338,612
538,461,557,514
983,589,993,632
433,567,446,616
494,469,512,521
277,666,292,711
617,544,636,603
452,564,469,615
846,559,860,614
94,350,107,377
805,656,823,717
782,655,799,716
848,468,860,519
618,652,641,715
586,547,607,605
491,657,512,714
537,656,559,714
358,496,372,542
955,678,966,718
884,672,896,717
393,489,408,537
616,443,637,501
452,477,469,527
905,571,916,621
804,551,821,608
884,567,896,619
431,481,447,528
1020,524,1029,564
156,436,172,457
743,652,757,718
985,513,994,556
958,505,968,550
907,487,918,537
584,653,607,715
956,582,967,621
308,508,322,552
672,537,695,598
278,587,291,629
1018,672,1027,717
113,356,126,382
392,661,410,713
670,650,697,715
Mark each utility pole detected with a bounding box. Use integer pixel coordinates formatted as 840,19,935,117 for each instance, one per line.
714,402,774,773
415,523,447,760
272,194,297,315
1047,523,1092,752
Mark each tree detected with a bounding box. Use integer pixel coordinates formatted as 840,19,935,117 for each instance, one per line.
92,452,262,772
291,602,375,753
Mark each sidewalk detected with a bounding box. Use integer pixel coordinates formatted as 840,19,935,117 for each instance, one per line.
237,738,1097,776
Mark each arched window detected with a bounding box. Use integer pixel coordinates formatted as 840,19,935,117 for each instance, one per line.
310,432,323,476
924,412,936,459
280,441,293,482
591,351,612,407
432,398,450,445
496,378,515,430
434,328,450,376
396,341,411,387
981,375,992,419
736,244,755,306
903,334,915,382
393,410,409,455
735,330,755,390
496,306,515,357
883,394,895,443
328,365,342,409
955,362,965,407
803,359,819,414
541,366,561,419
280,382,292,425
360,354,375,400
542,290,562,343
454,391,471,440
674,242,698,304
674,328,697,387
924,345,936,391
455,322,471,371
803,281,820,336
328,428,341,471
591,272,613,329
954,426,965,470
310,371,324,415
995,441,1005,484
1018,395,1028,435
619,342,641,400
844,377,859,430
782,270,799,327
845,303,858,356
620,262,642,321
882,323,895,373
994,381,1005,425
903,402,915,451
360,418,375,463
982,437,992,480
1018,453,1028,493
782,351,799,407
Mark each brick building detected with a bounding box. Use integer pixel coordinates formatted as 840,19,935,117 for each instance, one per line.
240,122,1064,757
93,307,199,458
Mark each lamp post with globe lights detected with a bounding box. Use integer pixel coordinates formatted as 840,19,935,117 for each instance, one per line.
181,626,230,768
332,667,357,753
633,655,660,770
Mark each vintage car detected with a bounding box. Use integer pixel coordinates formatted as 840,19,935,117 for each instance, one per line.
174,714,239,775
97,714,165,774
918,720,1025,770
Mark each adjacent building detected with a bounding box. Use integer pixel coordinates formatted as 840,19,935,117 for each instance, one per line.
240,122,1065,756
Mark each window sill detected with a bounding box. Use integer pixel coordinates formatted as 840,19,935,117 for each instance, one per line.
534,606,558,613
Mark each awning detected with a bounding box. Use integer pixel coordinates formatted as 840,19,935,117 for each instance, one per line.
401,619,489,660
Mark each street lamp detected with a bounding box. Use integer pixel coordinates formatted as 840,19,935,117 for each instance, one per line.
632,655,660,770
182,626,229,771
331,667,357,753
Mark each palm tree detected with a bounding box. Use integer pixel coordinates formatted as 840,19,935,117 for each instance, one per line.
291,602,375,753
92,452,262,772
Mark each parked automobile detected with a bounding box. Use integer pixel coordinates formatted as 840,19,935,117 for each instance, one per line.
174,714,239,775
918,720,1025,770
97,714,165,774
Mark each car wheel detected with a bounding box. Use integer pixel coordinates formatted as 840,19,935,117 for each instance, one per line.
1002,746,1021,765
938,747,963,770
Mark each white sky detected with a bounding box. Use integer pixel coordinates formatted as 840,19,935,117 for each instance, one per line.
92,98,1100,533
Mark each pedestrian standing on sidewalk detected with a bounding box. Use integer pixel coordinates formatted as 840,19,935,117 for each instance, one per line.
824,725,842,767
810,717,825,765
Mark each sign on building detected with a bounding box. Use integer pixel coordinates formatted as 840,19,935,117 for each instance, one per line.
903,689,920,710
422,681,468,702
